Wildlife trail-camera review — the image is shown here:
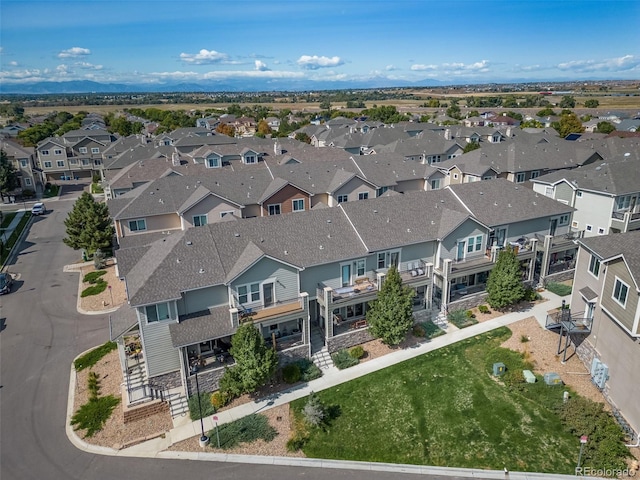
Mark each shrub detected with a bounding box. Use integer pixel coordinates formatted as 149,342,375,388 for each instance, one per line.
87,371,101,399
212,414,277,449
465,310,476,319
83,270,107,284
71,395,120,437
219,366,244,399
520,334,530,343
478,304,491,314
210,391,228,410
546,282,572,297
81,279,108,297
349,345,365,359
332,349,359,370
22,189,35,198
421,321,446,339
74,341,117,371
296,358,322,382
282,363,302,384
188,391,216,421
448,309,478,328
303,391,326,426
287,436,307,452
412,324,426,337
523,287,540,302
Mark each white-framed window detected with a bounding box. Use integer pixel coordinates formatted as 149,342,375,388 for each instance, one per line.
268,204,281,215
516,172,526,183
220,211,234,218
79,147,87,154
376,186,389,196
559,214,569,226
466,235,483,253
56,160,65,167
586,224,593,232
41,150,49,155
54,149,63,155
355,259,366,277
588,255,600,278
193,214,207,227
206,157,220,168
377,250,400,269
358,192,369,200
128,219,146,232
292,199,304,211
430,179,441,190
145,302,170,323
20,159,28,167
597,227,605,235
244,154,256,164
531,170,540,179
43,161,52,168
237,283,260,304
576,191,582,198
544,186,554,197
25,178,32,186
82,159,90,166
94,159,102,166
427,155,441,164
453,173,459,179
91,147,100,154
69,158,78,165
337,194,348,203
612,277,629,308
616,195,634,211
571,220,579,228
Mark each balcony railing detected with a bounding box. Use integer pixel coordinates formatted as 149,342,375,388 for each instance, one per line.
546,310,592,333
319,279,378,305
398,260,432,283
333,315,368,336
234,295,306,323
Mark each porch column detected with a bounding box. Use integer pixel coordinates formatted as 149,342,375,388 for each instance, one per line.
540,235,552,279
527,238,538,282
442,258,452,310
323,287,333,337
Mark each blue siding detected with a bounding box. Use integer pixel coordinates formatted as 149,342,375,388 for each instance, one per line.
232,257,299,304
177,285,228,315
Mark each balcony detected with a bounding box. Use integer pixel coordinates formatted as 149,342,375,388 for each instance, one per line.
236,295,307,323
611,210,640,232
449,255,493,274
398,260,433,284
546,310,592,333
332,315,368,336
535,230,584,252
319,278,378,305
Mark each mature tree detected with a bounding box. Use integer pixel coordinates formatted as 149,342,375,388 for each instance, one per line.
0,150,19,200
584,99,600,108
216,123,236,137
367,265,415,346
294,132,311,144
536,107,556,117
596,121,616,134
463,142,481,153
63,192,114,256
486,247,525,309
219,323,278,397
446,103,462,120
520,119,544,129
559,95,576,109
554,112,585,138
502,96,519,108
256,119,272,137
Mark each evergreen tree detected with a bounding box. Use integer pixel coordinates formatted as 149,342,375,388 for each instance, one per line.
303,391,326,426
222,323,278,396
486,247,525,309
0,150,19,200
63,192,114,256
367,265,415,346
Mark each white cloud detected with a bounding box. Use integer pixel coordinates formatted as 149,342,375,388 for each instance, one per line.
297,55,343,70
179,49,229,64
254,60,269,71
411,64,438,71
385,65,397,71
58,47,91,58
9,61,18,66
76,62,103,70
557,55,639,73
515,64,541,72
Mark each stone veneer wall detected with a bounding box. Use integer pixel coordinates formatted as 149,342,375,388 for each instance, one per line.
123,399,169,424
278,345,309,366
543,270,575,284
186,368,225,395
327,328,374,353
449,292,489,312
148,370,182,390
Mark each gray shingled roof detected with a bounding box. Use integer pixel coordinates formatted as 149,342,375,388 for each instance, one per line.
169,305,236,347
579,230,640,286
448,178,575,227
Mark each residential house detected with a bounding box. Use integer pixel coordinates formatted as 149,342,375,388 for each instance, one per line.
0,138,42,193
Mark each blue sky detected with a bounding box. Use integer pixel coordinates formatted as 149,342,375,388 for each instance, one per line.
1,0,639,88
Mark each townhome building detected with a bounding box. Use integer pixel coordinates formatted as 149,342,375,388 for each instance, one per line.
531,156,640,237
0,138,42,193
567,231,640,440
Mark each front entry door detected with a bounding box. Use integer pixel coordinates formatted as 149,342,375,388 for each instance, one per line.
549,218,558,236
457,241,465,261
263,283,274,307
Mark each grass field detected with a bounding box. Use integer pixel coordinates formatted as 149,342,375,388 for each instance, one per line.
291,327,580,473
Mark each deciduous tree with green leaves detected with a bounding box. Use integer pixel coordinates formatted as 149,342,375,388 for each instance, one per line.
63,192,114,256
366,265,415,346
486,246,525,310
0,150,19,201
584,99,599,108
220,323,278,397
596,121,616,134
554,112,585,138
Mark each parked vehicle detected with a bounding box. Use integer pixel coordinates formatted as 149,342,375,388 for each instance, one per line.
0,272,13,295
31,202,47,215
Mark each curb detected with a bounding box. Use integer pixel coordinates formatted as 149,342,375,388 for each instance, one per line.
1,212,33,271
65,261,123,316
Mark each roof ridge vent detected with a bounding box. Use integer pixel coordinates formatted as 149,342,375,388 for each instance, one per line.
199,268,205,274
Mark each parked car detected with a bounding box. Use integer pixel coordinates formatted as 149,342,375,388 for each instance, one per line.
0,272,13,295
31,202,46,215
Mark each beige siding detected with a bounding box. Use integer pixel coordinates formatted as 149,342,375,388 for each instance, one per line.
555,182,574,204
570,247,604,315
395,178,424,193
448,167,463,185
121,213,181,236
600,259,638,332
183,195,241,226
333,178,375,203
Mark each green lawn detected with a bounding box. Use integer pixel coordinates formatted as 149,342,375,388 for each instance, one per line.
292,328,579,473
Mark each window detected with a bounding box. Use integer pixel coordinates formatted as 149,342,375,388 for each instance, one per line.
466,235,483,253
337,194,348,203
292,199,304,211
244,155,256,164
44,161,52,168
616,195,634,211
358,192,369,200
544,186,554,197
430,179,441,190
79,147,87,154
377,250,400,269
145,303,170,323
91,147,100,154
69,158,78,165
94,159,102,166
558,214,569,226
268,204,281,215
516,172,526,183
82,158,90,165
193,214,207,227
576,191,582,198
376,186,388,196
238,283,260,304
483,175,493,181
586,224,593,232
220,211,234,218
206,157,220,168
571,220,579,228
531,170,540,179
597,227,605,235
355,259,365,277
41,150,49,155
588,255,600,278
453,173,459,179
427,155,441,164
56,160,65,167
128,219,146,232
20,159,28,167
25,178,32,186
54,149,63,155
612,277,629,307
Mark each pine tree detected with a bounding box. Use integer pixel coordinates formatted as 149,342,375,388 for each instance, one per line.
486,246,525,309
63,192,114,256
367,265,415,346
302,391,326,426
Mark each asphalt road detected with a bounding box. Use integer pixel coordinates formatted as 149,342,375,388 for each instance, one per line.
0,189,473,480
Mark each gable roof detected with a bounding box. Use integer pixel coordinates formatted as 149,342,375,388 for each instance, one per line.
579,230,640,288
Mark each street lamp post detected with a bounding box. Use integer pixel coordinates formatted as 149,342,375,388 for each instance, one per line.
190,366,209,447
577,435,588,470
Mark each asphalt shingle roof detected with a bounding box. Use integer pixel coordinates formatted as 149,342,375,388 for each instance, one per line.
579,230,640,286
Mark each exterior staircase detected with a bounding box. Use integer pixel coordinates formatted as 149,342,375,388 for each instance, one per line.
311,347,334,370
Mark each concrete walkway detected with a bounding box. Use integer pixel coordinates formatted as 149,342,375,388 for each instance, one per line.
65,290,598,479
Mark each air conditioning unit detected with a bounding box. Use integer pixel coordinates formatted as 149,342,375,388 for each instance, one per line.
590,357,609,390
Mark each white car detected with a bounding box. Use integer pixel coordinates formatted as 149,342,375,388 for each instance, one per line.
31,202,47,215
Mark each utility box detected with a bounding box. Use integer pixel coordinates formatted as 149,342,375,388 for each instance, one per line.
493,362,506,376
523,370,536,383
544,372,562,386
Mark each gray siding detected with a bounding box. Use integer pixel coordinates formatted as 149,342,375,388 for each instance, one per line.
301,262,338,297
400,242,435,270
177,285,228,315
574,192,614,237
232,257,299,304
440,220,488,261
601,259,637,332
138,303,181,377
555,182,574,204
570,247,603,316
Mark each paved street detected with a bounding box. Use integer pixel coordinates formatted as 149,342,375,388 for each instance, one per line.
0,191,476,480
